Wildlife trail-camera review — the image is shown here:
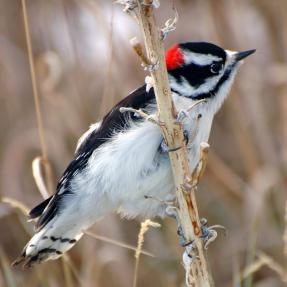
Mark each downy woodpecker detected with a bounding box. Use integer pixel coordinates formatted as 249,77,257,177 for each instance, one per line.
13,42,255,267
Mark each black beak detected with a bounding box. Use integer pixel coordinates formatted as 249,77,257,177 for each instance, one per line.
235,49,256,61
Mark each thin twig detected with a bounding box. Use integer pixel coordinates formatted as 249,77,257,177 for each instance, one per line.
84,230,154,258
32,157,50,199
257,251,287,285
101,4,116,115
130,37,152,66
235,251,287,285
121,1,214,285
61,257,74,287
133,220,161,287
62,254,84,286
284,201,287,256
1,197,29,216
21,0,47,160
21,0,54,195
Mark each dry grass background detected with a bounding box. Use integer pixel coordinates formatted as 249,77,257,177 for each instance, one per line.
0,0,287,286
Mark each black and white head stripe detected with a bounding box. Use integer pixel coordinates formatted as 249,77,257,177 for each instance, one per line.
167,42,255,100
180,42,227,66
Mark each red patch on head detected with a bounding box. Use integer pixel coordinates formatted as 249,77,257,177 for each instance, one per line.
166,44,184,70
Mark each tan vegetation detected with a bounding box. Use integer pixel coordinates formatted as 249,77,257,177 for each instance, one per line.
0,0,287,286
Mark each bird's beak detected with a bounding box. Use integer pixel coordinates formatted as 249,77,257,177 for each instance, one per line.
235,49,256,61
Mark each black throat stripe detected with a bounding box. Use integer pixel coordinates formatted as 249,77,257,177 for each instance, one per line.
181,62,236,100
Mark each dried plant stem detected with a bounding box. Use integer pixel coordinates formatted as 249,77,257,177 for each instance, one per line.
133,220,161,287
0,248,17,287
129,1,214,286
284,201,287,256
21,5,66,279
62,256,74,287
84,230,154,257
235,251,287,285
32,157,50,199
130,37,152,66
257,252,287,285
1,197,29,216
21,0,53,195
62,255,84,286
101,4,115,114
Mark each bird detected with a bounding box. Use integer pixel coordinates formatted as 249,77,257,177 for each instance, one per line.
13,42,255,267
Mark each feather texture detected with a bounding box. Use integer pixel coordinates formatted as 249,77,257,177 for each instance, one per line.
13,42,253,266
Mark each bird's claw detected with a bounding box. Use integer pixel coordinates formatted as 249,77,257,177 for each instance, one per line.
176,99,207,123
200,219,227,250
165,206,193,247
159,130,189,153
177,109,191,122
159,140,181,153
166,206,226,251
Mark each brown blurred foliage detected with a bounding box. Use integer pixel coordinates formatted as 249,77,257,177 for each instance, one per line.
0,0,287,286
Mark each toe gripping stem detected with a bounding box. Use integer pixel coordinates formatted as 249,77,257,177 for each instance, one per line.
159,100,207,154
166,205,227,263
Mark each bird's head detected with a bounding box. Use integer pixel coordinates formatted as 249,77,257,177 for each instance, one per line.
166,42,255,106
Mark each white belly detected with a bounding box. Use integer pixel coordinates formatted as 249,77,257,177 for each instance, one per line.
70,97,214,220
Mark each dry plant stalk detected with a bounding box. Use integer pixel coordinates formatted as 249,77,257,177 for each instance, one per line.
284,202,287,256
133,219,161,287
1,197,29,216
21,0,54,196
32,157,50,199
234,251,287,285
123,1,214,286
85,230,154,257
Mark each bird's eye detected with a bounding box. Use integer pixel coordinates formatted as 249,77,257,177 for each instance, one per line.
210,63,223,74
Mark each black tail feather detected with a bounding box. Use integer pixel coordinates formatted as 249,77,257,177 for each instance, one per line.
28,196,53,219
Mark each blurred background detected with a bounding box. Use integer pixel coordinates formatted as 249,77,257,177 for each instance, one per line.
0,0,287,286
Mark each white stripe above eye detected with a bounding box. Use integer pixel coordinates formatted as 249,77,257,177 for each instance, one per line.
183,51,221,66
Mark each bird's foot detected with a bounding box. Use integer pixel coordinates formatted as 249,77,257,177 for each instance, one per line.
181,218,226,249
177,109,192,122
165,205,193,247
176,99,207,122
166,205,226,249
159,130,189,153
199,218,227,249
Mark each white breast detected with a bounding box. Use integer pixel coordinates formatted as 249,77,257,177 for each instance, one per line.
69,94,215,221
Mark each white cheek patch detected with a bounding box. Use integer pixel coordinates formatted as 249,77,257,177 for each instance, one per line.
183,51,221,66
169,75,195,96
169,72,223,98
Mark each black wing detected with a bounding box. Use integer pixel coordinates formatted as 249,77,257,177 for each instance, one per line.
75,85,155,155
30,85,155,231
29,195,53,219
